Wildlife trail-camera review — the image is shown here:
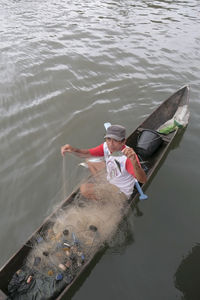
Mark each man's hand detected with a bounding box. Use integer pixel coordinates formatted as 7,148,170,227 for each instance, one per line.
61,144,91,158
61,144,74,156
122,147,147,183
122,147,137,161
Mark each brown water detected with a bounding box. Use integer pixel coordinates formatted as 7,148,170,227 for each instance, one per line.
1,0,200,299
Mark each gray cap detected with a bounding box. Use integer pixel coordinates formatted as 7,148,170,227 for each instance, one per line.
104,125,126,141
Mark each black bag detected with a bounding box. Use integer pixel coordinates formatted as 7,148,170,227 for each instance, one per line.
136,129,162,158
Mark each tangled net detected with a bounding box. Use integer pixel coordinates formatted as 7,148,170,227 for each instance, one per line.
7,172,129,300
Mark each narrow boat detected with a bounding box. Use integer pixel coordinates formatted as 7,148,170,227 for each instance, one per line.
0,85,189,300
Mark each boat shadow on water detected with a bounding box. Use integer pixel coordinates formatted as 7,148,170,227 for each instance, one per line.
174,243,200,300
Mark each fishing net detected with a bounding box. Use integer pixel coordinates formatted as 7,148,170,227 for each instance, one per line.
7,159,129,300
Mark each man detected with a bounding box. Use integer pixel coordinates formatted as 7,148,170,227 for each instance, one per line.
61,125,147,200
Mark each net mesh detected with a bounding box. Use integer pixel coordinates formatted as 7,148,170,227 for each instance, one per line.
7,169,129,300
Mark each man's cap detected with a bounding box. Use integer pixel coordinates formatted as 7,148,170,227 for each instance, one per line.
104,125,126,141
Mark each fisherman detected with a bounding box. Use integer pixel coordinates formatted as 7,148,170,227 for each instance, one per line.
61,125,147,200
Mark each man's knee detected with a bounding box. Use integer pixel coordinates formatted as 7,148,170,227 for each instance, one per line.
80,184,87,197
87,161,105,175
80,183,95,199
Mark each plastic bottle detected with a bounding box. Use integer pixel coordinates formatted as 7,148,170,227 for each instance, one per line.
174,105,190,127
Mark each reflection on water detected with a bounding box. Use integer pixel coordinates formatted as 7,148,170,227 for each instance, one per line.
175,244,200,300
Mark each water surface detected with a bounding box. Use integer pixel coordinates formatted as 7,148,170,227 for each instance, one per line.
0,1,200,299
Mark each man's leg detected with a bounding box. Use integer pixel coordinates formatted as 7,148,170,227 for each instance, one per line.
80,180,127,203
80,182,97,200
87,161,105,176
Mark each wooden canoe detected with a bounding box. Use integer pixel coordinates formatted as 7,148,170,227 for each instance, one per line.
0,85,189,300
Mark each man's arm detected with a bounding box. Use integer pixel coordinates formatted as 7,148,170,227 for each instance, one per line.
122,147,147,183
61,143,104,158
61,144,91,158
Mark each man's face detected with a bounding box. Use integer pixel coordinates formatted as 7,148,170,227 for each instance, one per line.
105,138,125,153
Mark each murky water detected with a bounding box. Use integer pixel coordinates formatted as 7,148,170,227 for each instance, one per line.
0,0,200,299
